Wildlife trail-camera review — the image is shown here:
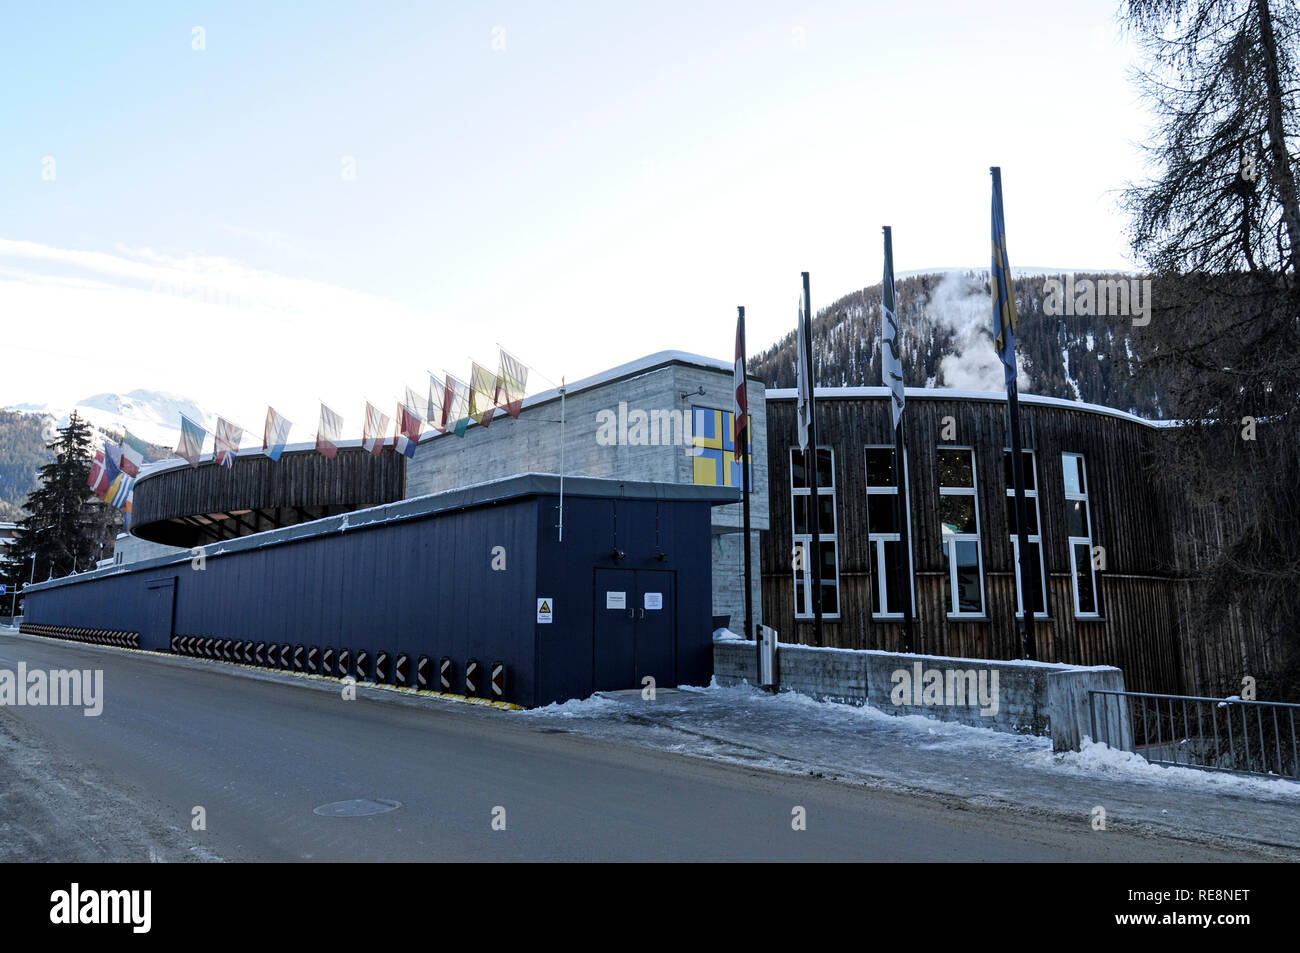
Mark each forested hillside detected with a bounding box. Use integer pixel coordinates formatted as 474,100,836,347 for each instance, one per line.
750,271,1166,418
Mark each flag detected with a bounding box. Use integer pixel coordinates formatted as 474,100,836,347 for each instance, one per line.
393,402,422,458
263,407,292,461
103,443,122,487
881,225,906,430
121,490,133,530
88,450,109,500
733,312,748,463
316,403,343,458
176,415,207,467
362,402,389,455
990,166,1019,386
107,471,134,508
495,350,527,418
405,386,425,422
214,418,242,468
692,407,750,488
795,297,811,453
427,373,447,433
469,362,497,427
444,374,470,437
120,430,148,477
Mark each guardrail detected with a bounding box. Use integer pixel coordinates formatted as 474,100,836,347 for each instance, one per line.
1089,689,1300,780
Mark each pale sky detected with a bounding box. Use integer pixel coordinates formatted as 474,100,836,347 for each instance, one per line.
0,0,1153,436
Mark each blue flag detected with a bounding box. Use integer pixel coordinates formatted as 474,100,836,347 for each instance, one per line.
990,166,1018,387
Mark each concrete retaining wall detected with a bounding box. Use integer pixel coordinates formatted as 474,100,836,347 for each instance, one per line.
714,639,1130,752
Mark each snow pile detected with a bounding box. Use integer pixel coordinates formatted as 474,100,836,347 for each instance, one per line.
711,628,745,642
516,694,623,718
1045,740,1300,798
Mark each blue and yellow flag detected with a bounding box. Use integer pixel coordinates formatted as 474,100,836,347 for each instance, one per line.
990,166,1018,386
692,406,751,488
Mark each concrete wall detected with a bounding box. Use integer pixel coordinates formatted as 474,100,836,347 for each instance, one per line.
112,533,188,566
710,530,761,635
714,639,1129,752
406,354,768,625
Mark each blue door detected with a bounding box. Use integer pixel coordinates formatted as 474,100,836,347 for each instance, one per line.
144,577,176,651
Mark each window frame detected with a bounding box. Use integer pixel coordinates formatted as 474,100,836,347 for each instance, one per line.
1062,451,1100,618
865,445,916,619
790,445,841,620
938,445,985,618
1003,448,1048,619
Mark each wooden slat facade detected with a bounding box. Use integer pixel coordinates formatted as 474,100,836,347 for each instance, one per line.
132,447,406,547
760,392,1245,695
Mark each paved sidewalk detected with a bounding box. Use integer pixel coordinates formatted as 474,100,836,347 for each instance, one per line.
515,682,1300,858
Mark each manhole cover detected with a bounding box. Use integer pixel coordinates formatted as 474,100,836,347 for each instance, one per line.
313,798,403,817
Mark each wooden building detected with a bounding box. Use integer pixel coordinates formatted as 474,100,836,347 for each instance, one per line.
131,443,406,548
761,387,1276,696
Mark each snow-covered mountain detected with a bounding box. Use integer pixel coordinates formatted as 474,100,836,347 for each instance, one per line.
6,389,214,448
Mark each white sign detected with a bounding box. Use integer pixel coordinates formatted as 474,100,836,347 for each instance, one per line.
644,592,662,610
536,598,553,623
606,591,626,610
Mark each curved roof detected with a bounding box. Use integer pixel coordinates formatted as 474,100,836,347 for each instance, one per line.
763,386,1172,429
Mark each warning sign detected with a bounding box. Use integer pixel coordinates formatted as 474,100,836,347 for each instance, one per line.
644,592,662,610
606,591,626,610
537,598,553,623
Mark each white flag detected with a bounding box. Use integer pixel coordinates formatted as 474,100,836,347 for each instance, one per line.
795,297,811,453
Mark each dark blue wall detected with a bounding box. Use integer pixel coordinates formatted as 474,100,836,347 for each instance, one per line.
24,488,717,707
533,497,715,702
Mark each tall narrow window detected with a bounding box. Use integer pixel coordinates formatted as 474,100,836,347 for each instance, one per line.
790,447,839,619
865,446,914,618
1062,452,1099,617
1004,449,1047,618
938,447,984,616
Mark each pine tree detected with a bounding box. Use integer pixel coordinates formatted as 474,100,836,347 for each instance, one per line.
2,412,117,589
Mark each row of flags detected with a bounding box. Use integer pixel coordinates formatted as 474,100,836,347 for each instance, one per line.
87,431,150,526
170,350,530,469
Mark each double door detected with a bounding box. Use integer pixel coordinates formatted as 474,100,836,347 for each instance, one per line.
593,569,675,692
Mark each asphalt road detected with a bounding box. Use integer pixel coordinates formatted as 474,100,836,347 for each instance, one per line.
0,631,1265,862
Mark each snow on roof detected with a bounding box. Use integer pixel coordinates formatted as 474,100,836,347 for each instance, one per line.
764,386,1174,428
134,351,745,481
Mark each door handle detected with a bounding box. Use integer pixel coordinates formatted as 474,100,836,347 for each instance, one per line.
628,608,634,619
638,608,645,619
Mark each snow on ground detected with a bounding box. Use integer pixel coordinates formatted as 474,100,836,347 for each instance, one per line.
516,679,1300,854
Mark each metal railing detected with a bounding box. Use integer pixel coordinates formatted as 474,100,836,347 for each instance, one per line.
1089,689,1300,780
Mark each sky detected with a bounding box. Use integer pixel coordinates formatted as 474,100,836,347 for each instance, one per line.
0,0,1154,437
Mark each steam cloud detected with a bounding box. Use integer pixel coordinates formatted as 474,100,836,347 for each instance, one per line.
930,272,1027,391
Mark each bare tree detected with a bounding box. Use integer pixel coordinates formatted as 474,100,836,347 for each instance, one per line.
1123,0,1300,697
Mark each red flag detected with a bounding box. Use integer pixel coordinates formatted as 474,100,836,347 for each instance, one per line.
88,450,109,500
393,403,422,458
363,402,390,455
316,403,342,459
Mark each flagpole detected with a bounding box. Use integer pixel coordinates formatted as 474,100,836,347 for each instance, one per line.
802,271,824,646
883,226,915,654
991,166,1036,661
1007,385,1034,659
737,306,756,676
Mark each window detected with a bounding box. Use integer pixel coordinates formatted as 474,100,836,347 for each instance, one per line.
938,447,984,616
1062,452,1099,617
790,447,839,618
865,447,914,618
1004,449,1047,618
